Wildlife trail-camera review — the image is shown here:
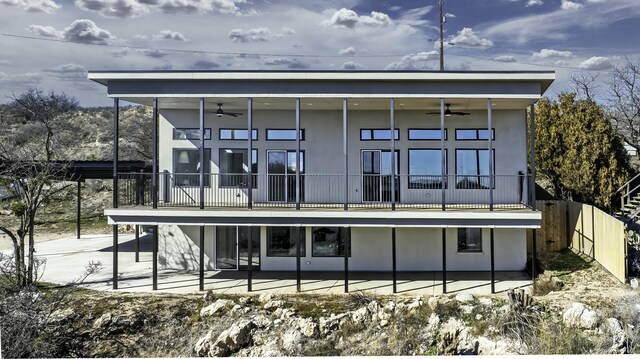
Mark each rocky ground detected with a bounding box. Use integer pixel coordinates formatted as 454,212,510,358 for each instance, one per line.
2,249,639,357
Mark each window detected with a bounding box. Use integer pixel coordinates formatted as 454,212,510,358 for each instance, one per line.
219,149,258,188
408,149,447,189
266,129,305,141
408,129,447,140
360,129,400,141
173,128,212,140
455,149,495,189
267,227,306,257
458,228,483,253
219,129,258,140
173,148,211,186
312,227,350,257
455,129,495,140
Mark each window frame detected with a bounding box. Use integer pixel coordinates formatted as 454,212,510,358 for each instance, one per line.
266,227,306,257
454,148,496,189
173,128,212,140
266,129,305,141
360,128,400,141
219,128,258,141
457,228,483,253
311,227,351,257
218,148,258,189
454,128,495,141
408,128,447,141
172,148,212,188
408,148,448,189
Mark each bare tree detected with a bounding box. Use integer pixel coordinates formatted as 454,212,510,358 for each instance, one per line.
0,88,78,287
608,57,640,153
570,72,600,102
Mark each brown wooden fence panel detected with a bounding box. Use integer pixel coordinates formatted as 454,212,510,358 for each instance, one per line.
528,200,627,282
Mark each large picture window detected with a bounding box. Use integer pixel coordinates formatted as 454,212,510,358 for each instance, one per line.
457,228,483,253
173,148,211,187
360,129,400,141
173,128,212,140
266,129,305,141
312,227,350,257
408,149,447,189
219,149,258,188
455,149,495,189
267,227,306,257
219,129,258,140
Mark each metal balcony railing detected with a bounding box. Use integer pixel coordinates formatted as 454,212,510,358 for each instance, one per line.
115,172,531,210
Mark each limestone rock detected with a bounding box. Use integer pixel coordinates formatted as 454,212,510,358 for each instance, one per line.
258,293,276,303
296,318,319,338
604,318,627,353
282,329,304,353
263,300,286,311
478,297,493,306
351,306,369,322
455,292,475,303
562,303,600,329
427,296,439,310
200,299,233,317
197,320,256,357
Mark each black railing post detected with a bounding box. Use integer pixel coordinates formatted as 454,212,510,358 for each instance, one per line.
153,225,158,290
442,228,447,293
112,97,119,290
490,228,495,294
440,99,446,211
529,100,536,208
76,179,81,239
248,226,253,292
392,227,397,293
296,226,301,292
344,226,350,293
152,98,159,209
199,225,204,291
135,225,139,263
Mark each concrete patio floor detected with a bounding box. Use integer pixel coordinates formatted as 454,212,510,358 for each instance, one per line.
8,233,531,296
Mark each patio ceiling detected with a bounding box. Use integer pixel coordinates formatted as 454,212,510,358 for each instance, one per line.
120,97,534,111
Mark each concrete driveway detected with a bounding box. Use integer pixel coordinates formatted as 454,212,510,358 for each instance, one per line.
2,233,531,296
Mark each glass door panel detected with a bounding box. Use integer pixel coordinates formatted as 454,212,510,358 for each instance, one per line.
238,227,260,270
381,151,400,202
216,226,237,270
287,152,305,203
267,151,286,202
362,150,381,202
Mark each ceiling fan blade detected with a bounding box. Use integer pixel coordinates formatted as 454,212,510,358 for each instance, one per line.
225,112,243,117
425,112,441,115
451,111,470,115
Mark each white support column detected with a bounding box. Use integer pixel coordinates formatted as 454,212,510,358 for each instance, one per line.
295,98,301,210
343,98,348,210
247,98,253,209
440,98,446,211
199,97,205,209
488,98,494,211
390,98,396,210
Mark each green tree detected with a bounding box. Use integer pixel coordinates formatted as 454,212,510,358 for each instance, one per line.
531,93,632,210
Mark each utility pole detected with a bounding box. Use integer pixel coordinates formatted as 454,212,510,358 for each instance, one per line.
439,0,444,72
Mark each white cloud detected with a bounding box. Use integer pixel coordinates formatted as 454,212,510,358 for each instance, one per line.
322,8,392,28
532,49,573,59
341,61,362,70
74,0,246,18
526,0,543,6
0,72,41,84
579,56,612,70
561,0,583,10
448,28,493,48
28,24,62,37
280,27,295,35
153,30,187,41
42,63,87,80
228,27,271,42
0,59,11,65
0,0,60,13
385,51,439,70
188,60,221,70
63,19,115,44
263,57,309,69
338,46,356,55
141,49,168,58
495,55,517,62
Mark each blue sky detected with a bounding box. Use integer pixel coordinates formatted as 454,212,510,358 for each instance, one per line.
0,0,638,106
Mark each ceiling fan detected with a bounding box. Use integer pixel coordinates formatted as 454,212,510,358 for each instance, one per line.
216,103,243,118
426,104,470,117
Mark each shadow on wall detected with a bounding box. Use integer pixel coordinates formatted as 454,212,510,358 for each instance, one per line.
159,225,201,271
98,234,153,253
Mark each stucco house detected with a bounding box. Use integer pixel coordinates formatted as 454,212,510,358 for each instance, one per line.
88,70,555,294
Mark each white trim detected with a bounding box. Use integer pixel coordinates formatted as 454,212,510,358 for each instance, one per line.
106,93,542,100
88,71,555,82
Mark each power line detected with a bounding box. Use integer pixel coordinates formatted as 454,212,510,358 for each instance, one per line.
0,31,619,72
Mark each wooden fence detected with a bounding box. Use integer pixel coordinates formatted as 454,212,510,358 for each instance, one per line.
528,200,628,282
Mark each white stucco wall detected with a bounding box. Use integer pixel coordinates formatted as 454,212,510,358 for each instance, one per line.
157,107,529,205
158,225,527,272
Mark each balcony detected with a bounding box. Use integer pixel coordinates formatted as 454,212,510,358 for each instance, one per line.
116,172,532,211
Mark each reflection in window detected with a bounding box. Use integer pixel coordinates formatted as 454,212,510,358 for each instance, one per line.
455,129,495,140
360,129,400,141
408,129,446,140
219,129,258,140
458,228,482,253
173,149,211,186
266,129,305,141
312,227,350,257
173,128,211,140
455,149,494,189
266,227,306,257
409,149,446,189
219,149,258,188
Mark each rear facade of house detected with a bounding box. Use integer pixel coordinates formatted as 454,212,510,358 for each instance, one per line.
90,70,554,293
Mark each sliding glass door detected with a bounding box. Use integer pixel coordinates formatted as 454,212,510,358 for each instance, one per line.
216,226,260,270
361,150,399,202
267,150,304,203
